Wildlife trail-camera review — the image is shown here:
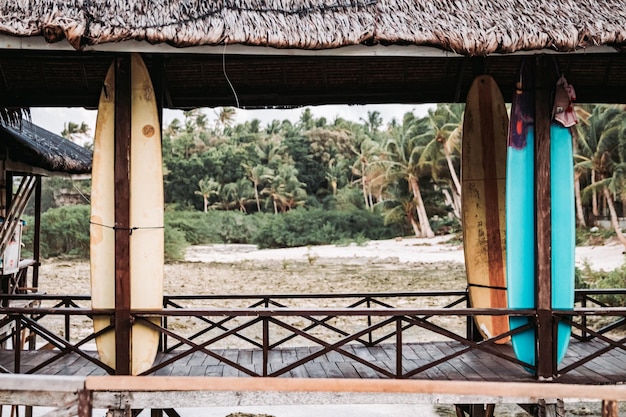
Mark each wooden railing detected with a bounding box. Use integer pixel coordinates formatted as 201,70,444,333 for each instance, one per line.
0,289,622,381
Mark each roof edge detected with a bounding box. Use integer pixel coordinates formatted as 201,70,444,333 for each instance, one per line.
0,35,619,58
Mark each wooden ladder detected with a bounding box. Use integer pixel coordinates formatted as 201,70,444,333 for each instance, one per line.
0,175,36,258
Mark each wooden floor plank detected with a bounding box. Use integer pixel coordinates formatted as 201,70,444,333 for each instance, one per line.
4,340,626,384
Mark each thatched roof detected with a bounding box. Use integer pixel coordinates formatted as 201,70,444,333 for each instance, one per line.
0,1,625,55
0,120,92,175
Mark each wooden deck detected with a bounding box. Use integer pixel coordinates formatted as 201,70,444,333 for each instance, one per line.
2,340,625,384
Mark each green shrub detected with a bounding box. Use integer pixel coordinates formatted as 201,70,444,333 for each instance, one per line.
164,226,188,262
252,207,400,249
165,210,264,244
577,262,626,305
40,204,91,258
576,227,614,246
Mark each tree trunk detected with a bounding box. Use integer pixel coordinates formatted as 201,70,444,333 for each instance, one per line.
273,198,278,215
254,180,261,212
407,208,421,237
574,171,586,228
203,196,208,213
592,170,599,219
361,161,370,210
603,187,626,249
445,153,462,199
409,175,434,238
441,188,461,220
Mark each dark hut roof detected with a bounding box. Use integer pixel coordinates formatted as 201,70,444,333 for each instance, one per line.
0,1,625,55
0,120,92,175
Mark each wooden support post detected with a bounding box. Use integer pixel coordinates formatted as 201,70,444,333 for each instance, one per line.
534,55,555,379
32,177,41,290
5,171,12,218
602,400,618,417
114,55,132,376
77,389,93,417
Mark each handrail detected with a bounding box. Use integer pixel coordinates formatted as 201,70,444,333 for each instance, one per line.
0,289,624,380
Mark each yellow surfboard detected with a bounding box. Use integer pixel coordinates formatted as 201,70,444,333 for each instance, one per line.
461,75,509,342
90,54,164,375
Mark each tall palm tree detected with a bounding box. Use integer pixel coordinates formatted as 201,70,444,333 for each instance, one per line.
417,104,464,219
223,178,255,212
261,165,306,214
215,107,237,132
378,183,421,237
383,112,435,238
351,138,383,210
245,164,273,212
195,177,221,213
360,110,383,136
576,105,626,247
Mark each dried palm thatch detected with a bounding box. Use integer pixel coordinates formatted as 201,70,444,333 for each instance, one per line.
0,1,624,55
0,119,92,174
0,108,29,128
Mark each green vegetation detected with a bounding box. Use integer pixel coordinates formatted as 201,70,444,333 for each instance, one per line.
26,104,626,272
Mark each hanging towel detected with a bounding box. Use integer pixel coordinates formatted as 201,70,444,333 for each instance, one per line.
552,75,578,128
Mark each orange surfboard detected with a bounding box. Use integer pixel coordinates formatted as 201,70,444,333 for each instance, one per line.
461,75,509,342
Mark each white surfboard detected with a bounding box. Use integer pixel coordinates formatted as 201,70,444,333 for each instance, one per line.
90,54,164,375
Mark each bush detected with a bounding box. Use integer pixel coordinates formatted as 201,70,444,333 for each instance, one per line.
40,205,91,258
576,227,614,246
165,210,264,245
577,263,626,305
164,226,188,262
252,207,401,249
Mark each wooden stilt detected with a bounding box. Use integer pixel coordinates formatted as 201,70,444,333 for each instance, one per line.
114,55,132,376
602,400,618,417
77,389,92,417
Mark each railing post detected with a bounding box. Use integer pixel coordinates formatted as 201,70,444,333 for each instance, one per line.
13,315,20,373
160,298,167,352
65,298,71,340
396,317,402,378
366,296,373,346
581,294,588,340
262,316,269,377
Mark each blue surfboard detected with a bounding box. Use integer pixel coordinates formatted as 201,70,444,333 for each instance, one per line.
551,122,575,364
506,63,574,370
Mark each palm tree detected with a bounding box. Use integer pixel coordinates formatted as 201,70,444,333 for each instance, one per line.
61,121,91,145
195,177,221,213
325,158,346,195
576,105,626,247
378,183,421,237
351,138,383,210
417,104,464,219
360,110,383,136
245,164,273,212
261,165,306,214
223,178,255,212
215,107,236,132
383,112,435,238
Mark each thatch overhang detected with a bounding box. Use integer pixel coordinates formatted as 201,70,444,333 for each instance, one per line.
0,119,92,175
0,1,625,55
0,1,624,107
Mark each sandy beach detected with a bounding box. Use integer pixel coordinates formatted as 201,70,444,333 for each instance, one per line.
185,235,625,271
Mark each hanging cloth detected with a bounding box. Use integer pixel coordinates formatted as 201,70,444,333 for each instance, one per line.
552,75,578,128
